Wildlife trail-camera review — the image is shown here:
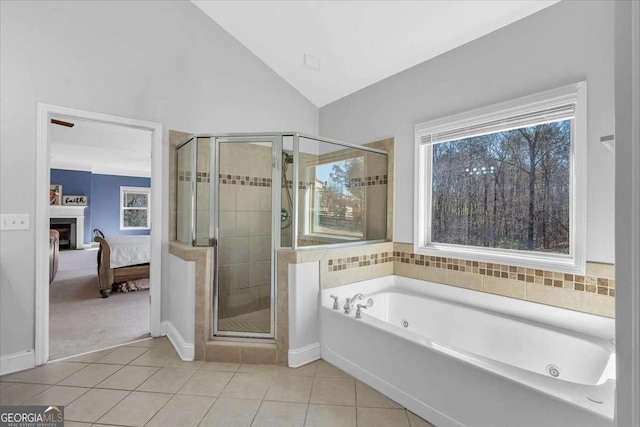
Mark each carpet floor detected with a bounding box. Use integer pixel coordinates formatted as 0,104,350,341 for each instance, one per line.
49,248,150,360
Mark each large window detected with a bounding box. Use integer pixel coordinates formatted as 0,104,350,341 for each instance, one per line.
415,83,586,272
120,186,151,230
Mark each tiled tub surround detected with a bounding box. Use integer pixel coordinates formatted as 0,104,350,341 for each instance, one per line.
393,243,615,317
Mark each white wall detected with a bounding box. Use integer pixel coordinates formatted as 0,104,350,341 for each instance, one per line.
167,254,195,357
320,1,615,264
0,0,318,357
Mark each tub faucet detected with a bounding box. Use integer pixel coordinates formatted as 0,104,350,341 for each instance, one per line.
344,293,364,314
355,304,368,319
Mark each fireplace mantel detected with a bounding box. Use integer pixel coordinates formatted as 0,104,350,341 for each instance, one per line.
50,205,87,249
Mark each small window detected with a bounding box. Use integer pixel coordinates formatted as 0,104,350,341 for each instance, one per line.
308,158,365,239
120,186,151,230
415,83,586,273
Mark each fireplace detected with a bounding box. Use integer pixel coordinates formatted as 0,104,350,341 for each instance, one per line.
50,218,77,250
50,205,87,250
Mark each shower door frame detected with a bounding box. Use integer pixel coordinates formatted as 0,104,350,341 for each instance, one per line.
210,134,282,340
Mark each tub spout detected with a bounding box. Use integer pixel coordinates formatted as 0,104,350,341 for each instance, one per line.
344,293,364,314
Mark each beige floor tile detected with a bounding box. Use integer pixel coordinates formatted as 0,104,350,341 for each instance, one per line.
252,401,307,427
305,404,356,427
129,348,179,367
22,385,89,406
314,360,352,378
310,377,356,406
62,422,92,427
275,364,317,377
65,388,129,423
148,337,174,349
200,361,240,372
407,411,436,427
357,408,410,427
237,363,278,375
124,338,157,348
97,391,172,426
94,346,149,365
0,383,49,405
355,381,402,408
163,359,206,369
59,364,123,387
136,367,196,394
264,375,313,403
0,382,12,390
0,362,87,384
199,397,261,427
95,366,159,390
178,370,233,397
220,373,272,400
146,394,215,427
64,348,115,363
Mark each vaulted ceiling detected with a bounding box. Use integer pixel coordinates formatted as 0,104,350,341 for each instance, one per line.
193,1,558,107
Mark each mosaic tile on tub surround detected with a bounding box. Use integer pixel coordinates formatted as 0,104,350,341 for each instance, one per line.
327,252,393,272
394,251,615,297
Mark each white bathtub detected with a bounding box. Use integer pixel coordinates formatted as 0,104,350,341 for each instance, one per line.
320,275,615,427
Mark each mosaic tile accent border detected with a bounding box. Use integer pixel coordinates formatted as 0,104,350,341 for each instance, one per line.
347,174,388,187
220,174,271,187
178,171,211,183
284,180,316,190
328,252,393,272
394,251,615,297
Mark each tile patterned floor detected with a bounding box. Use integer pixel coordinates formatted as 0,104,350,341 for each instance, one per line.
0,337,435,427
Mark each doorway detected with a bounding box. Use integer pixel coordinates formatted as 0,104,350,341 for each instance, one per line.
35,104,162,364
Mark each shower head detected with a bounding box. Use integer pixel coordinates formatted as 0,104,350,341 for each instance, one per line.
282,153,294,164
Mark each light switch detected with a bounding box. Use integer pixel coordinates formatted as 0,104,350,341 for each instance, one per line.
1,214,30,230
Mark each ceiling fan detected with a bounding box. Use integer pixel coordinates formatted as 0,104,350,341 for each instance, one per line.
51,119,74,128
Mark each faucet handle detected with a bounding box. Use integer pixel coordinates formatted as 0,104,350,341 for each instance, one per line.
343,298,352,314
329,295,340,310
355,304,368,319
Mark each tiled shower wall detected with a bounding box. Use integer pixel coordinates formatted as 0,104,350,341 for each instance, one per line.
217,143,272,319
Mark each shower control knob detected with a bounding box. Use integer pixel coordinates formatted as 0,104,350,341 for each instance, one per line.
330,295,340,310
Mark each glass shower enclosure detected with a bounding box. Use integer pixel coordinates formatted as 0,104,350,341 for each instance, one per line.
176,133,387,340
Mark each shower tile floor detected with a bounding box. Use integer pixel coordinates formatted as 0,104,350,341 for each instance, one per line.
0,337,435,427
218,308,271,334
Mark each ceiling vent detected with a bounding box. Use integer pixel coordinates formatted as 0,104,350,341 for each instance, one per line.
303,53,321,71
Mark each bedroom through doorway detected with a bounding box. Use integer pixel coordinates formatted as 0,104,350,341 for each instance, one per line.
42,106,162,362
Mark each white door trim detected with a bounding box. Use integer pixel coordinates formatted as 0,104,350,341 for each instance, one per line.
35,103,163,365
615,1,640,425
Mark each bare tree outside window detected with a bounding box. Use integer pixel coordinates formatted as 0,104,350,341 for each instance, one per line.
121,187,150,229
431,119,571,254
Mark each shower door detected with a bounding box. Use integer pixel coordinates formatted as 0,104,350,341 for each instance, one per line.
213,136,281,339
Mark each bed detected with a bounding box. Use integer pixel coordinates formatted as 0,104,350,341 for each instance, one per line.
94,230,150,298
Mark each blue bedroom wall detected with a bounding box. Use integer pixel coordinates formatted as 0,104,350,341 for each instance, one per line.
91,174,151,237
50,169,92,244
50,169,151,242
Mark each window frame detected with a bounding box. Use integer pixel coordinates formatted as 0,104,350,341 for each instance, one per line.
119,186,151,230
414,82,587,274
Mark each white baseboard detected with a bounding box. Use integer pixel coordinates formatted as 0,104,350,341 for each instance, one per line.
288,343,321,368
163,321,194,361
0,350,35,376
